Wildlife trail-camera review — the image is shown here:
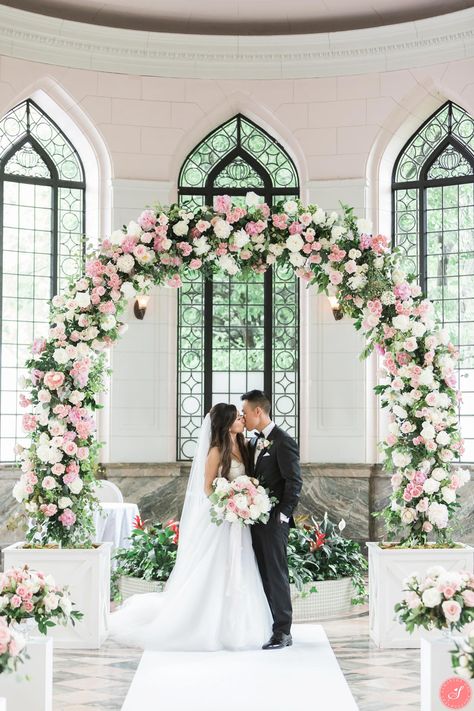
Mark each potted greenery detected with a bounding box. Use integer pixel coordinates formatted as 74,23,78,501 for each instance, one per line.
112,517,179,601
287,513,367,621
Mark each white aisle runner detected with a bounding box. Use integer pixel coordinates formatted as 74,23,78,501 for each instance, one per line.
121,624,359,711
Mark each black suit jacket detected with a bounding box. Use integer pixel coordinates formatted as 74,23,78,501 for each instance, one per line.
250,425,302,528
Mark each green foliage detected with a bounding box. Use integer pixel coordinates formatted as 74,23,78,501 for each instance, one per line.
112,521,179,593
287,512,367,604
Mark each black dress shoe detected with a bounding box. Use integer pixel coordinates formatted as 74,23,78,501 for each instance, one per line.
262,633,293,650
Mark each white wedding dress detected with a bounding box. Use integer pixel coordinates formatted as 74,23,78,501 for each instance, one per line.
108,417,273,652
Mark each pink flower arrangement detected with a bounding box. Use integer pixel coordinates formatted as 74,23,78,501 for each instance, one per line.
396,566,474,633
209,474,277,526
0,617,26,674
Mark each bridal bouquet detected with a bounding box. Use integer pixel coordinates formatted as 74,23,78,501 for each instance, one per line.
209,474,277,526
0,565,82,634
395,566,474,633
451,630,474,679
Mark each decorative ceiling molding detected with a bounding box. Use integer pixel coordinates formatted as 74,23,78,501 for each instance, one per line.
0,5,473,79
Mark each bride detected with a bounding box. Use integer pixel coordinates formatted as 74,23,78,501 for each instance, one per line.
108,403,273,651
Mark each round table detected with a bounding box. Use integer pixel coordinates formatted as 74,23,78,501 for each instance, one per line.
93,502,140,568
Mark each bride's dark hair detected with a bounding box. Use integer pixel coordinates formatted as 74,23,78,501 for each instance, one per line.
209,403,249,479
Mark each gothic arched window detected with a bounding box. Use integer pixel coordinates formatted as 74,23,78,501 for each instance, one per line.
0,99,85,462
393,100,474,461
177,114,299,459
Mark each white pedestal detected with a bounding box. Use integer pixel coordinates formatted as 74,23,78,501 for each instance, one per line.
0,637,52,711
421,634,474,711
3,542,112,649
367,541,474,649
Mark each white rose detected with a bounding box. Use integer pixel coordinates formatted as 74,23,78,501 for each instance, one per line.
423,477,440,494
249,504,261,519
419,368,435,387
348,249,361,260
120,281,136,299
245,191,260,207
331,225,346,241
401,507,417,524
393,451,412,468
411,321,426,337
392,268,407,285
13,479,28,502
53,348,69,365
392,315,410,332
269,243,284,256
68,478,84,494
312,208,326,225
218,254,239,276
436,329,450,346
110,229,124,245
193,237,211,256
289,252,306,267
441,486,456,504
101,315,116,331
36,444,52,463
422,587,442,608
393,405,408,419
75,291,91,309
428,502,449,528
116,254,135,273
436,430,451,446
286,234,304,252
283,200,298,215
214,219,233,241
432,467,448,482
44,592,59,612
233,493,249,510
127,220,142,237
373,257,384,269
172,220,189,237
225,510,239,523
421,423,436,440
58,497,73,509
233,229,250,249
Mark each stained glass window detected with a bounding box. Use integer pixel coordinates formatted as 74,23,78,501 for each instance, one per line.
0,100,85,463
393,101,474,462
177,114,299,460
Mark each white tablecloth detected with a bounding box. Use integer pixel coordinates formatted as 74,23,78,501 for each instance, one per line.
93,502,139,566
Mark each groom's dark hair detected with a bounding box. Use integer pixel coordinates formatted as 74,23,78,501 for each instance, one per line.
241,389,271,415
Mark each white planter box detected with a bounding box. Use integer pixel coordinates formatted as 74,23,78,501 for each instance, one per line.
119,575,164,601
0,637,52,711
290,578,355,622
420,633,473,711
3,542,112,650
367,541,474,649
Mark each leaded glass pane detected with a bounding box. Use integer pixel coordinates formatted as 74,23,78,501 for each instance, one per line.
4,143,50,179
394,104,449,183
177,114,299,460
393,100,474,462
0,100,85,463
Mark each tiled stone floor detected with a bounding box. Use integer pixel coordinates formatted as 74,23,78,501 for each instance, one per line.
53,605,420,710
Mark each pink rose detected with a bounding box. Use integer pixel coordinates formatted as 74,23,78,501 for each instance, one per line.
63,440,78,457
137,209,156,231
329,271,343,285
189,258,202,270
213,195,232,214
11,595,22,609
44,370,65,390
76,447,89,461
22,414,38,432
442,599,462,623
462,590,474,607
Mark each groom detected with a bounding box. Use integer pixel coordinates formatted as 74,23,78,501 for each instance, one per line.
241,389,302,650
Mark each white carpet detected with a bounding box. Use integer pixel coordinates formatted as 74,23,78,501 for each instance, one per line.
121,624,359,711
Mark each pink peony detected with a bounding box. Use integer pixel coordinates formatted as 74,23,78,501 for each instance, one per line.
213,195,232,214
22,414,37,432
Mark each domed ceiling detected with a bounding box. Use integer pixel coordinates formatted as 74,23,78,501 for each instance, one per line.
0,0,472,35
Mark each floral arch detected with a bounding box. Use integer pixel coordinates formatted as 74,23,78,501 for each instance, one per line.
13,192,469,548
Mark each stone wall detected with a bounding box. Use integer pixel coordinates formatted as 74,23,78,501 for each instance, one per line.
3,464,473,551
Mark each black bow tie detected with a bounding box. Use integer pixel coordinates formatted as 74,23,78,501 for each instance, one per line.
256,431,265,439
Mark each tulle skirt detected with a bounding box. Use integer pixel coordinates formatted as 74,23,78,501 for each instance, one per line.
108,520,273,651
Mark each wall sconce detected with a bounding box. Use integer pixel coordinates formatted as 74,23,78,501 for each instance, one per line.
328,295,343,321
134,294,150,320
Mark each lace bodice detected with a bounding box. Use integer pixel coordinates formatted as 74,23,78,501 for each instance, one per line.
218,458,246,481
